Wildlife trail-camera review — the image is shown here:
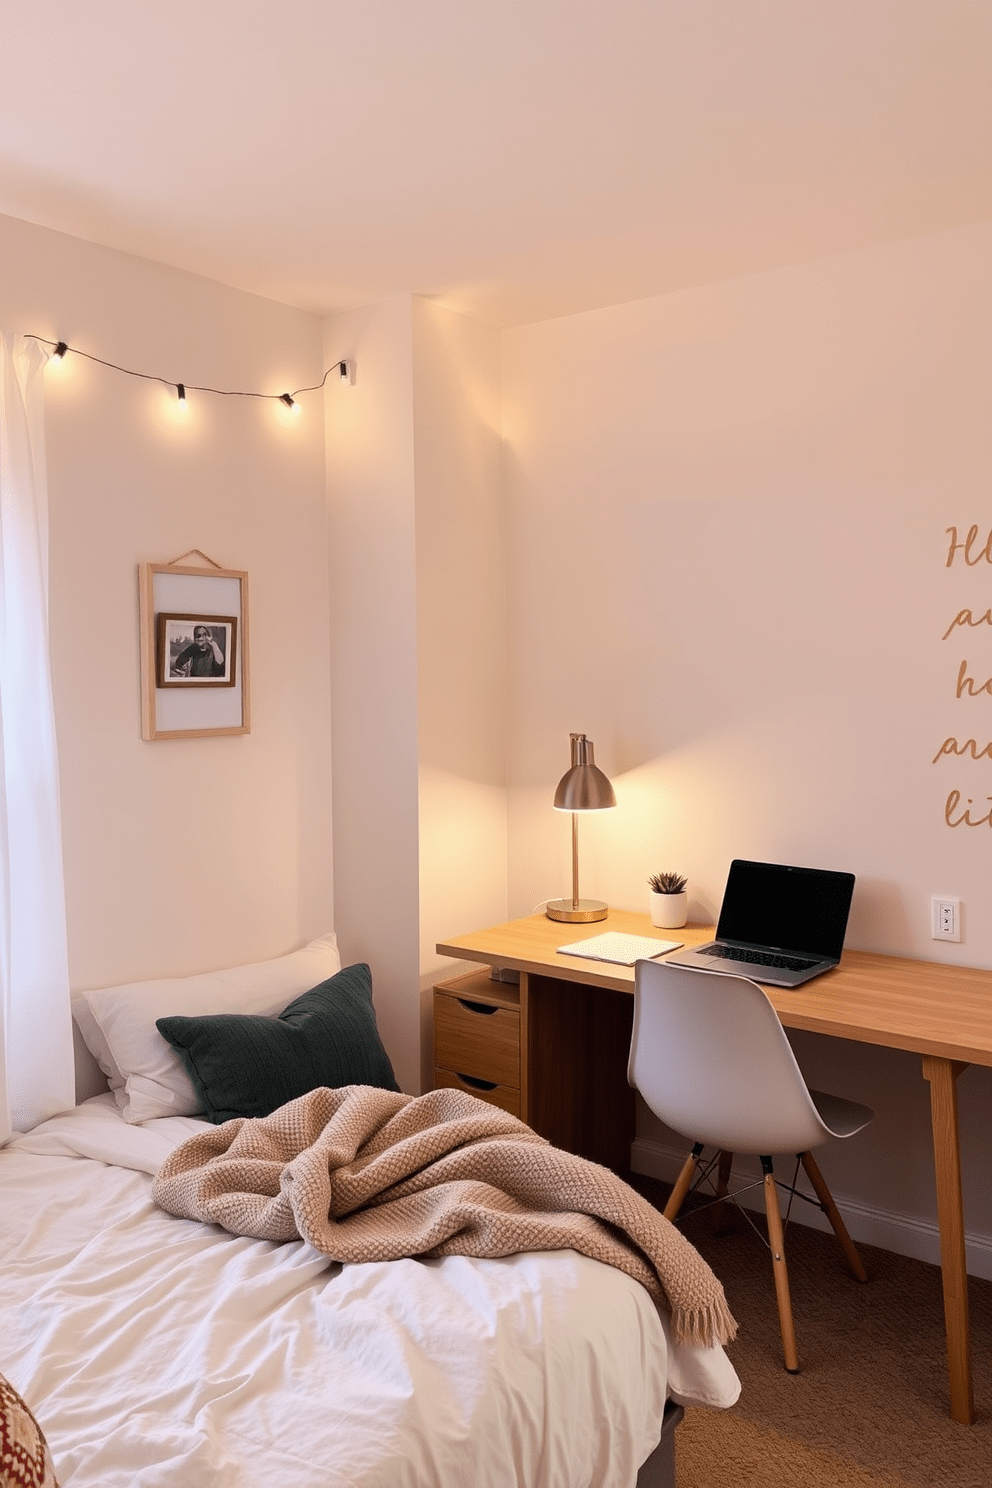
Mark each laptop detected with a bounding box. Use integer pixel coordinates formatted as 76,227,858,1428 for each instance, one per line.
664,858,856,988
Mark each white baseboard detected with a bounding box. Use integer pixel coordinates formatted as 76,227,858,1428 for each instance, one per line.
631,1137,992,1283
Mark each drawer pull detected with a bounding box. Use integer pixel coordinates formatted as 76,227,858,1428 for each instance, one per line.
457,998,499,1016
457,1073,498,1091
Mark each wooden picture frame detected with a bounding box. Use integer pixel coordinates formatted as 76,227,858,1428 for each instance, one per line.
139,551,250,739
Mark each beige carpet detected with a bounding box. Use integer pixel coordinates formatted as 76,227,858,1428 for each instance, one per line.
628,1174,992,1488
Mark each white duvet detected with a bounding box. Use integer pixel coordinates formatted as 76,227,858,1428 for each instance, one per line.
0,1096,739,1487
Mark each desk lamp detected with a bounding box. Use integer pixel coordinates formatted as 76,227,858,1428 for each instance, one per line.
546,732,617,923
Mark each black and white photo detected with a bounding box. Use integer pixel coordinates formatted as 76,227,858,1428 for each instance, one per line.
156,613,237,687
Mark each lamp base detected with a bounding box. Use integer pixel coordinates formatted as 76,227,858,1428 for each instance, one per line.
546,898,609,924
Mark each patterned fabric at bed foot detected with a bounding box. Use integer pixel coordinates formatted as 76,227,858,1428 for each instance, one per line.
0,1375,58,1488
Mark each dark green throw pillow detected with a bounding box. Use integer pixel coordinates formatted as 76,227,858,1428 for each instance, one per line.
156,962,398,1123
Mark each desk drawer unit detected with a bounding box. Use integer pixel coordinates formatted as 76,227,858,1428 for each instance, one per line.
433,971,521,1118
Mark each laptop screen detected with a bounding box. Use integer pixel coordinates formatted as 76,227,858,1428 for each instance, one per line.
715,859,856,960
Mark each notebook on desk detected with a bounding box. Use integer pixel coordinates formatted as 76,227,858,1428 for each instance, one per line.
557,931,684,966
664,858,855,988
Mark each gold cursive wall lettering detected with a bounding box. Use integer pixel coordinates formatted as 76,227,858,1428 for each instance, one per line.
938,525,991,826
932,738,992,764
945,525,992,566
941,607,992,641
955,660,992,698
944,791,992,828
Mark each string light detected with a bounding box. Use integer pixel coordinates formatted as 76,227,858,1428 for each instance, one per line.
28,336,354,413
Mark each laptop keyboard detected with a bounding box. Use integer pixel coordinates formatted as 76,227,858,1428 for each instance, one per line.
707,945,820,973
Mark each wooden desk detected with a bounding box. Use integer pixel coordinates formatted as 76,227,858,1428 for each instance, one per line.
436,910,992,1424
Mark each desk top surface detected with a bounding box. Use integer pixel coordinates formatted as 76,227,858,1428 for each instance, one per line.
436,910,992,1066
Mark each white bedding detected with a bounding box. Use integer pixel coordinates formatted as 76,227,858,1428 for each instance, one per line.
1,1096,739,1487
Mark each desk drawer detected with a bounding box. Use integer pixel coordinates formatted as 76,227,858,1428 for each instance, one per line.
434,991,520,1090
433,1067,521,1117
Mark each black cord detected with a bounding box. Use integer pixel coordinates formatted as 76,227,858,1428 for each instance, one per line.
292,363,354,396
26,336,350,403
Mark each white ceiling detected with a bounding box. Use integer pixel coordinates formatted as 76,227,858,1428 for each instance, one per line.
1,1,989,327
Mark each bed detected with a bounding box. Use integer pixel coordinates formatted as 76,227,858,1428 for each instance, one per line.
0,936,739,1487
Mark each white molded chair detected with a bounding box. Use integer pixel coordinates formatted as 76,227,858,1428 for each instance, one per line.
628,959,874,1372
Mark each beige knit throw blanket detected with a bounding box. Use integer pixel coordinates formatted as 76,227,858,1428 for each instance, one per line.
153,1084,737,1349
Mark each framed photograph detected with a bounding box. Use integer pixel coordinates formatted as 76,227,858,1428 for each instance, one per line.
138,551,250,740
156,614,237,688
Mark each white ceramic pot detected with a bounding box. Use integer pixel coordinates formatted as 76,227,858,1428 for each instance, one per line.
649,890,688,929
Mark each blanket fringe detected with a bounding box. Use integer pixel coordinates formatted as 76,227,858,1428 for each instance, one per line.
671,1296,738,1350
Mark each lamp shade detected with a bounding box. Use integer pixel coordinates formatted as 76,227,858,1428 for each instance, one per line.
553,734,617,812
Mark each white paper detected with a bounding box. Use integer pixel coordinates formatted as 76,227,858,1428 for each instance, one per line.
557,932,684,965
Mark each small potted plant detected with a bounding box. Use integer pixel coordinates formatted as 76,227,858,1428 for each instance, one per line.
647,871,689,929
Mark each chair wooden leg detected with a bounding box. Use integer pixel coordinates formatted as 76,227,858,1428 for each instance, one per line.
664,1144,703,1221
763,1164,799,1373
800,1150,868,1283
709,1150,735,1236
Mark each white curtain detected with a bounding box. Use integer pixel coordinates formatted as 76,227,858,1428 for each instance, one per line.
0,333,74,1140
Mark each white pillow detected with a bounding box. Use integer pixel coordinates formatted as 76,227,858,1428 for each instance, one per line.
71,996,126,1095
71,933,341,1123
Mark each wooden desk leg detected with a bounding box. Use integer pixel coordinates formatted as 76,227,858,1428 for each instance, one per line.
922,1055,974,1425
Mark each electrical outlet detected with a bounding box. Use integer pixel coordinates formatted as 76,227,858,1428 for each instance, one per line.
932,897,962,942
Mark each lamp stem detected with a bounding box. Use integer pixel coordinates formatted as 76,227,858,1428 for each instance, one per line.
571,812,579,909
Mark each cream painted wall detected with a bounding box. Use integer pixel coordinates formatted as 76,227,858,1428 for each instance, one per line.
323,296,421,1095
323,295,507,1095
0,212,333,1004
501,223,992,1272
412,298,507,1091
